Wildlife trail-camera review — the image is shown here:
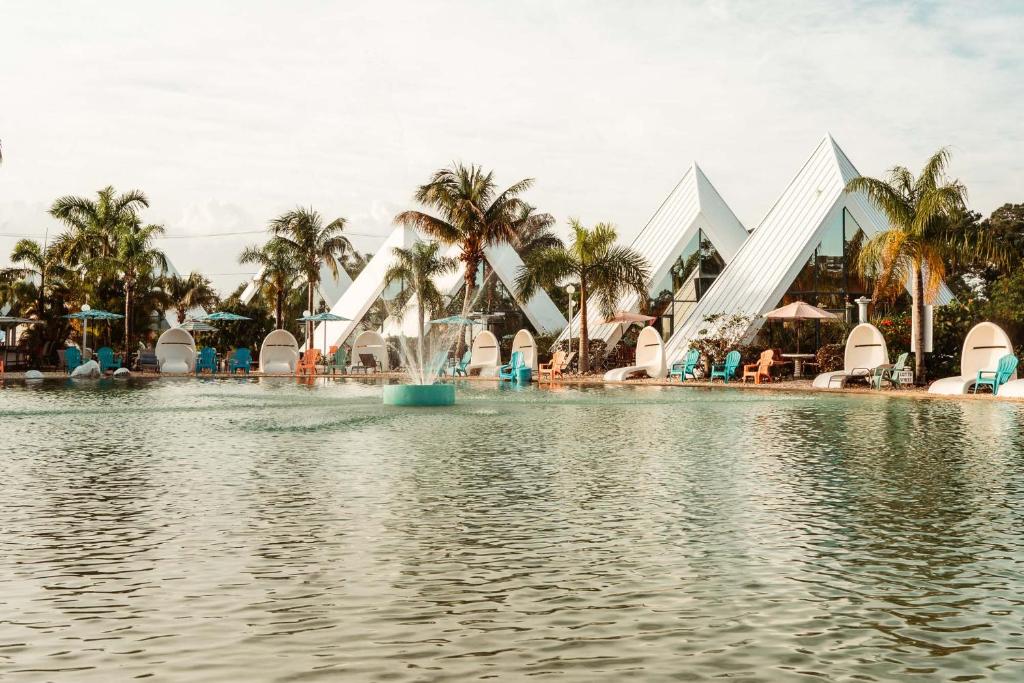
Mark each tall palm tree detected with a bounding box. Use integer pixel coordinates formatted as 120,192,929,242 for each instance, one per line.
395,163,533,329
383,241,459,380
480,203,562,313
239,239,301,330
91,220,168,351
268,208,351,344
49,186,150,266
5,238,63,318
847,148,997,384
515,220,650,374
166,271,219,324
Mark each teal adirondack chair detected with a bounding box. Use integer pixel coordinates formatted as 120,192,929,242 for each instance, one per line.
669,349,700,382
974,354,1018,396
452,351,472,377
871,352,909,389
499,351,525,381
326,347,346,375
229,348,252,374
710,350,741,383
195,346,218,375
64,347,82,374
96,347,121,372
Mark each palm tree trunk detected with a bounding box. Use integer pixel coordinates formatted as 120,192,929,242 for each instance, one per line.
275,291,284,330
912,263,926,385
124,284,133,353
307,281,315,348
579,278,589,374
457,254,479,356
417,305,425,384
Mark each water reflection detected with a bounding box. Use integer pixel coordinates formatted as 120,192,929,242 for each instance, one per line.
1,380,1024,681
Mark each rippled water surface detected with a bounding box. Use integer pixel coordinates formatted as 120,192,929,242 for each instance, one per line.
3,378,1024,681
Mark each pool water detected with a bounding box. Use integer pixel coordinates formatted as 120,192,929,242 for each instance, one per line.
2,378,1024,681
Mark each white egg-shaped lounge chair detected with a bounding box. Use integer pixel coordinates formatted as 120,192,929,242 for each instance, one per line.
352,330,390,372
929,322,1015,395
467,330,501,377
812,323,889,389
603,326,668,381
156,327,196,374
260,329,299,375
510,329,539,373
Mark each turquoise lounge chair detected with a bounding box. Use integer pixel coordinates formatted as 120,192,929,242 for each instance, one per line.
669,349,700,382
498,351,525,381
326,347,346,375
452,351,472,377
973,354,1018,396
64,347,82,374
96,347,121,372
229,348,252,374
871,352,909,389
195,346,217,375
710,350,741,383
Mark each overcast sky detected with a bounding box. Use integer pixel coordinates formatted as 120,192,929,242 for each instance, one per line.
2,0,1022,294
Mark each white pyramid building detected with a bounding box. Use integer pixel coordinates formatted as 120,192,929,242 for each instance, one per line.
307,227,566,353
662,135,953,365
553,162,748,352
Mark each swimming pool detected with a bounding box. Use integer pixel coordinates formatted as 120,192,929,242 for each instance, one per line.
2,378,1024,681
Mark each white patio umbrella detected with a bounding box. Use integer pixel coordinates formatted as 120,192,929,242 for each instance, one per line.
763,301,839,353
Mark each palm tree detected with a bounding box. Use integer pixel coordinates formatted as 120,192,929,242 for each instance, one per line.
383,241,459,380
239,239,301,329
268,208,351,344
166,271,219,324
395,163,533,330
4,238,63,318
90,220,168,351
49,186,150,266
847,148,997,384
515,220,650,374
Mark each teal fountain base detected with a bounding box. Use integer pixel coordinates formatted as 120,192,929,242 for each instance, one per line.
382,383,455,407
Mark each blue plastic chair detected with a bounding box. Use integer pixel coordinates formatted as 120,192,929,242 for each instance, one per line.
452,351,472,377
229,348,252,374
974,354,1018,396
669,349,700,382
499,351,525,381
64,347,82,374
96,347,121,372
710,350,741,383
195,346,218,375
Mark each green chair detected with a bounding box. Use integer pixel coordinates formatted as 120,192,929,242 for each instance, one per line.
96,347,122,372
710,350,741,383
452,351,472,377
871,352,909,389
499,351,525,381
327,347,347,375
669,349,700,381
64,347,82,374
973,354,1018,396
195,346,218,375
229,348,252,374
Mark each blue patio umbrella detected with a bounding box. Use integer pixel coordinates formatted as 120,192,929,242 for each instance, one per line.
202,311,252,322
428,315,477,326
296,312,350,353
65,307,125,352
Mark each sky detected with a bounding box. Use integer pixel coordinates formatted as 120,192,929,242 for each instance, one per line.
2,0,1023,294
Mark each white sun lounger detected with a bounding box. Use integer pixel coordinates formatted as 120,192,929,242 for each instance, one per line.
812,323,889,389
603,326,668,381
156,327,196,374
467,330,501,377
260,329,299,374
929,322,1016,395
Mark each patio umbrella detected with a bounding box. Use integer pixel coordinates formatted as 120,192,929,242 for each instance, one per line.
65,308,125,352
202,311,252,322
428,315,479,349
296,312,350,353
178,319,218,332
763,301,839,353
602,310,657,338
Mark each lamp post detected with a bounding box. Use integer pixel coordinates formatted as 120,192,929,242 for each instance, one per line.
303,309,312,352
565,284,576,351
81,304,91,356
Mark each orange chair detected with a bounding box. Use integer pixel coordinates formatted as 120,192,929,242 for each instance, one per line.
297,349,321,377
742,349,775,384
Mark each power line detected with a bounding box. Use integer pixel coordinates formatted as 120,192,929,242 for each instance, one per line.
0,229,390,240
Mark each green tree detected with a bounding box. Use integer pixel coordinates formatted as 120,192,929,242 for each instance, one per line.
4,238,65,318
166,271,219,324
395,163,533,333
515,219,650,374
846,148,1001,384
49,186,150,265
383,241,458,378
91,220,168,351
239,238,301,330
268,208,351,344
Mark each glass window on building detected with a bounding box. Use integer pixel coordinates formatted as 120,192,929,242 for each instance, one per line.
650,228,725,339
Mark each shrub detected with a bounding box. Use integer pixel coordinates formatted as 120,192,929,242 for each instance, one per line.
690,312,754,365
816,343,843,373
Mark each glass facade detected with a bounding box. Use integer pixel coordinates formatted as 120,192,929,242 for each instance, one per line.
650,228,725,339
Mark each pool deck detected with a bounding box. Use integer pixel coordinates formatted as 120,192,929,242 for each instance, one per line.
2,369,1017,402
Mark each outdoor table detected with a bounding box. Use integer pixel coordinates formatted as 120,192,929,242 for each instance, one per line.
782,352,816,378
